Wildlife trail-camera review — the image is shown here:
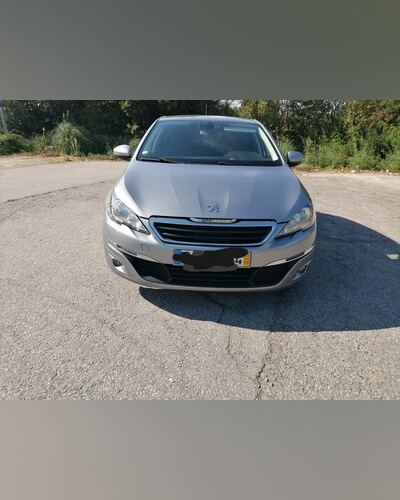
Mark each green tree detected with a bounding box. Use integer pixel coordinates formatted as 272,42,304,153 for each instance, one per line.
238,100,345,149
120,100,231,134
343,100,400,155
238,100,281,138
4,100,75,135
279,100,345,148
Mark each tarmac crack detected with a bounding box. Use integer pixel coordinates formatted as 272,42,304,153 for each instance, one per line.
204,295,256,384
0,179,114,224
254,295,284,399
205,294,230,324
254,342,275,400
255,356,267,400
0,200,34,223
3,179,114,203
205,293,282,398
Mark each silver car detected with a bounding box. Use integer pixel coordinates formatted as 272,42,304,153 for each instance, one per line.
103,116,316,291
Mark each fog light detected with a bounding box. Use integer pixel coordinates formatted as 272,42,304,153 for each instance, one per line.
293,264,309,280
112,258,122,267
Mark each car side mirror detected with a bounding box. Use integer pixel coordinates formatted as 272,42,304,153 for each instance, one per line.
113,144,132,161
287,151,304,167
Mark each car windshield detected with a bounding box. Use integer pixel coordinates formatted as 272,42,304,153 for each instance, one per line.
136,119,282,166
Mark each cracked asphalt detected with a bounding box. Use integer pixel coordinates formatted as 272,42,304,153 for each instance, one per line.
1,156,399,399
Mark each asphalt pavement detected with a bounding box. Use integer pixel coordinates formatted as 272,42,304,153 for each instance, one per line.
1,156,399,399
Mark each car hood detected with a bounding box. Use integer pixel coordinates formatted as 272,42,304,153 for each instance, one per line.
119,161,310,222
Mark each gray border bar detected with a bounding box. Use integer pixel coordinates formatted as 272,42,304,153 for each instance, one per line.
0,402,399,500
1,0,399,98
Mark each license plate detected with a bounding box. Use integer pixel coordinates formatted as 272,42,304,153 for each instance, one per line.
173,248,251,269
233,252,251,268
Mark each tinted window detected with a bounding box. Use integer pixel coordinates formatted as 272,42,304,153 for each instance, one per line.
137,119,282,166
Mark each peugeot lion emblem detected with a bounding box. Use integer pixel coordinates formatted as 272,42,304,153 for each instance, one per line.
190,202,236,223
208,203,220,213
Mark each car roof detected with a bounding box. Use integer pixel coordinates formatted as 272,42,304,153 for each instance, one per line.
158,115,258,124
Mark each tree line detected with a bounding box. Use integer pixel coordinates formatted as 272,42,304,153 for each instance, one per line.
0,100,399,170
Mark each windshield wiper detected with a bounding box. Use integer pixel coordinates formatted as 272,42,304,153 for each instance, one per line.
139,157,176,163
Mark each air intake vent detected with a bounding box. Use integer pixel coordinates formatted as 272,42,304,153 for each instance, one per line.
123,254,299,288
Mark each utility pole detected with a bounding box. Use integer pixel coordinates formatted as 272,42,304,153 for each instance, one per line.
0,100,8,133
205,103,208,115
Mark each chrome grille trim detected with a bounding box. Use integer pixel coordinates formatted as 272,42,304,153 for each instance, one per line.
149,217,278,246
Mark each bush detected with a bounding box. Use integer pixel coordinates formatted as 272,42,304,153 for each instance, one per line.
130,136,141,152
380,149,400,172
31,134,51,153
85,133,140,156
385,126,400,149
102,136,142,158
348,146,378,170
88,133,115,154
0,133,32,155
277,137,295,156
50,120,90,155
304,137,349,168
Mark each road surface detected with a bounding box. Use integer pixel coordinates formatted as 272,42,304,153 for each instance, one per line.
1,156,399,399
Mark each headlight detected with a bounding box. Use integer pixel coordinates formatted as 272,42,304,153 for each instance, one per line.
279,206,314,237
107,190,149,234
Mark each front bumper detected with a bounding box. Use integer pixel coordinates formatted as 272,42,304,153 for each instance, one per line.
103,215,316,292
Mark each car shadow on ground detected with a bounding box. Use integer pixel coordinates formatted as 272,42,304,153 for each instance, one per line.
139,213,400,332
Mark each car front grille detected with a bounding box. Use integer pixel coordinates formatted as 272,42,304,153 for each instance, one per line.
123,254,299,288
153,221,272,245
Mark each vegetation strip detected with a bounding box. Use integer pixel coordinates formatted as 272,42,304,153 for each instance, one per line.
1,100,399,172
